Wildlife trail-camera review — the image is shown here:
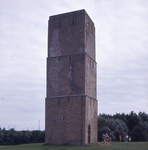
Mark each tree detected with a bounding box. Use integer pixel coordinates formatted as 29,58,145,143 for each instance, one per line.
98,116,128,141
138,112,148,122
0,128,45,145
130,125,148,141
126,111,139,131
108,118,128,141
98,117,110,141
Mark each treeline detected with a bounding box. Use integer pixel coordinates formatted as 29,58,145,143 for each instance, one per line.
0,128,45,145
1,111,148,145
98,111,148,141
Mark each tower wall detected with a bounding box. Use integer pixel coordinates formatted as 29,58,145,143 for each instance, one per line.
46,54,85,97
85,97,98,144
45,96,85,145
45,9,98,146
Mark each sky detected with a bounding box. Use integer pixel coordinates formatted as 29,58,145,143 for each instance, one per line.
0,0,148,131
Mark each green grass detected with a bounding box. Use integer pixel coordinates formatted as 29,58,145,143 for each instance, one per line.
0,142,148,150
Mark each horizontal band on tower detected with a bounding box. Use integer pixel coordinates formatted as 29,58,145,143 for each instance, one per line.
46,94,97,101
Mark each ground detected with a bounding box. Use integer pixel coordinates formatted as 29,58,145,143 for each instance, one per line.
0,142,148,150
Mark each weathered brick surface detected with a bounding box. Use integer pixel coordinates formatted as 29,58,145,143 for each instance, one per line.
47,54,85,97
85,55,97,99
85,97,98,144
85,11,95,61
48,10,85,58
45,9,98,146
45,96,85,145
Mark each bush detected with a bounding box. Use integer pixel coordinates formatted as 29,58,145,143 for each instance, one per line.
0,128,45,145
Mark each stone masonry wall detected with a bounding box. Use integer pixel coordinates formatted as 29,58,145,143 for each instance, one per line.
45,9,98,145
47,54,85,97
48,10,85,58
85,54,97,100
84,11,95,61
85,97,98,144
45,96,85,145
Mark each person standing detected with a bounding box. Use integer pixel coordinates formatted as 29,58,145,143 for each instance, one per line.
102,134,106,145
119,135,121,142
105,134,110,146
125,135,128,142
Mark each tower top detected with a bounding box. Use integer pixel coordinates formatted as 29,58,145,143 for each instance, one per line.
49,9,94,24
48,9,95,60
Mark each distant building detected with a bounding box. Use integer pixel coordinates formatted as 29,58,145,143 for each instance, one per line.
45,9,98,146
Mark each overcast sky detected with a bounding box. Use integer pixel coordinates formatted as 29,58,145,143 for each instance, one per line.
0,0,148,130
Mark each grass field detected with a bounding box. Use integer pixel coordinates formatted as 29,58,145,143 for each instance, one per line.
0,142,148,150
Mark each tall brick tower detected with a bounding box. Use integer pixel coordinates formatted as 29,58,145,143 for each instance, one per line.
45,9,98,146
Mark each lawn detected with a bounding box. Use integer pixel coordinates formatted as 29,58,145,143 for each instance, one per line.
0,142,148,150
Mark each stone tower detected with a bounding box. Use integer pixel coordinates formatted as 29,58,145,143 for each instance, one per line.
45,9,98,146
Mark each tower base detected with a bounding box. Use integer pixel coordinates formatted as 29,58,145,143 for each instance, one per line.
45,95,97,146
